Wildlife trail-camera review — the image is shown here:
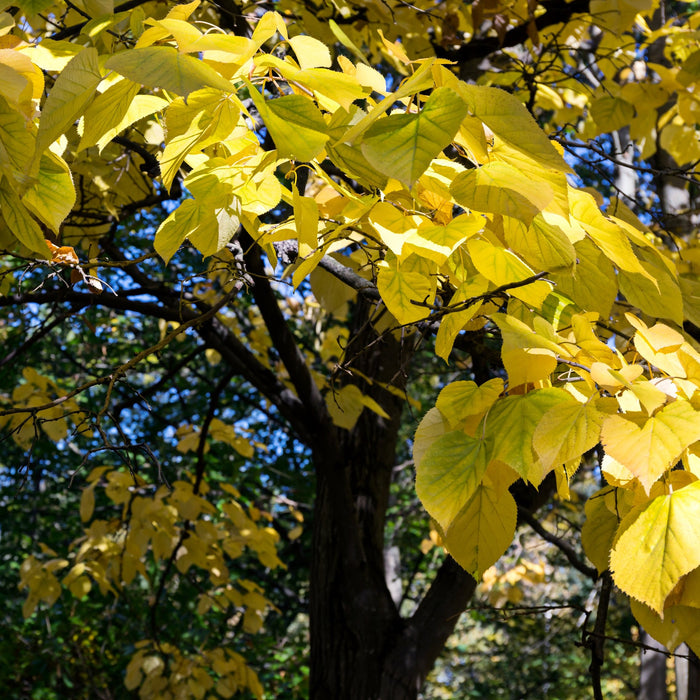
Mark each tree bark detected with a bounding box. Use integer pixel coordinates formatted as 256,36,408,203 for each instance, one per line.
638,630,668,700
308,301,477,698
675,645,700,700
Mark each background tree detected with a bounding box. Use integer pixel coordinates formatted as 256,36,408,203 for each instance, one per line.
1,0,700,698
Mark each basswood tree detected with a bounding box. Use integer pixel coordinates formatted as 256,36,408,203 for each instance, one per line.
1,0,700,697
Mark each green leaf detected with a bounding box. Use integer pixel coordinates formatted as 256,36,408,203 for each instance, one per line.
105,47,233,97
485,389,572,483
416,431,490,531
361,87,468,187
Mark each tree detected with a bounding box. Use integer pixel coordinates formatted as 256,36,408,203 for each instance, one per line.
1,0,700,698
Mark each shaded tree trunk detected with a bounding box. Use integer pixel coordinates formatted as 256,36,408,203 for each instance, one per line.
308,302,477,698
638,630,668,700
675,645,700,700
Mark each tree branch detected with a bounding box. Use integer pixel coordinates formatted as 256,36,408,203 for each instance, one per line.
436,0,591,65
240,231,333,444
50,0,153,39
519,508,598,580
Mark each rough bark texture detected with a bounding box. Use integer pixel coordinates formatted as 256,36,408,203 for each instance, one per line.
308,302,476,698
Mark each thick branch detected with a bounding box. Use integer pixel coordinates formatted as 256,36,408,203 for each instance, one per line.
241,231,333,444
437,0,591,65
379,555,477,697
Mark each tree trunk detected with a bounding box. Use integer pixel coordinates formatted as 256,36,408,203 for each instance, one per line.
308,303,477,698
675,645,700,700
638,630,668,700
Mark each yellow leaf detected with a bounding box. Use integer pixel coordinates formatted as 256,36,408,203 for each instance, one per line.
601,401,700,492
0,178,49,255
0,95,36,178
376,253,435,325
105,47,233,97
570,189,651,279
552,238,618,318
456,84,569,172
435,278,487,362
601,453,637,488
444,483,517,579
78,78,140,152
631,599,700,655
407,213,484,264
80,484,96,522
611,480,700,614
485,388,572,482
325,384,365,430
581,486,619,573
435,378,504,430
618,249,683,325
413,407,448,469
95,94,168,152
467,238,552,308
368,201,420,257
452,162,554,224
247,86,329,161
533,399,605,468
361,87,468,188
288,35,332,70
21,151,75,233
416,431,490,532
293,187,319,256
504,214,577,271
590,95,635,134
36,47,102,157
154,199,206,263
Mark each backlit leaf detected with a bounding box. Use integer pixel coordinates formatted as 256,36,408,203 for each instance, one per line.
361,87,467,188
533,399,605,469
416,431,490,531
611,480,700,613
452,162,553,224
376,253,435,325
36,47,102,156
106,47,233,96
444,483,517,578
601,401,700,492
485,389,572,482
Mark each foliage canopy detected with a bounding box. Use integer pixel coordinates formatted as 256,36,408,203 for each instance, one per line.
1,0,700,697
